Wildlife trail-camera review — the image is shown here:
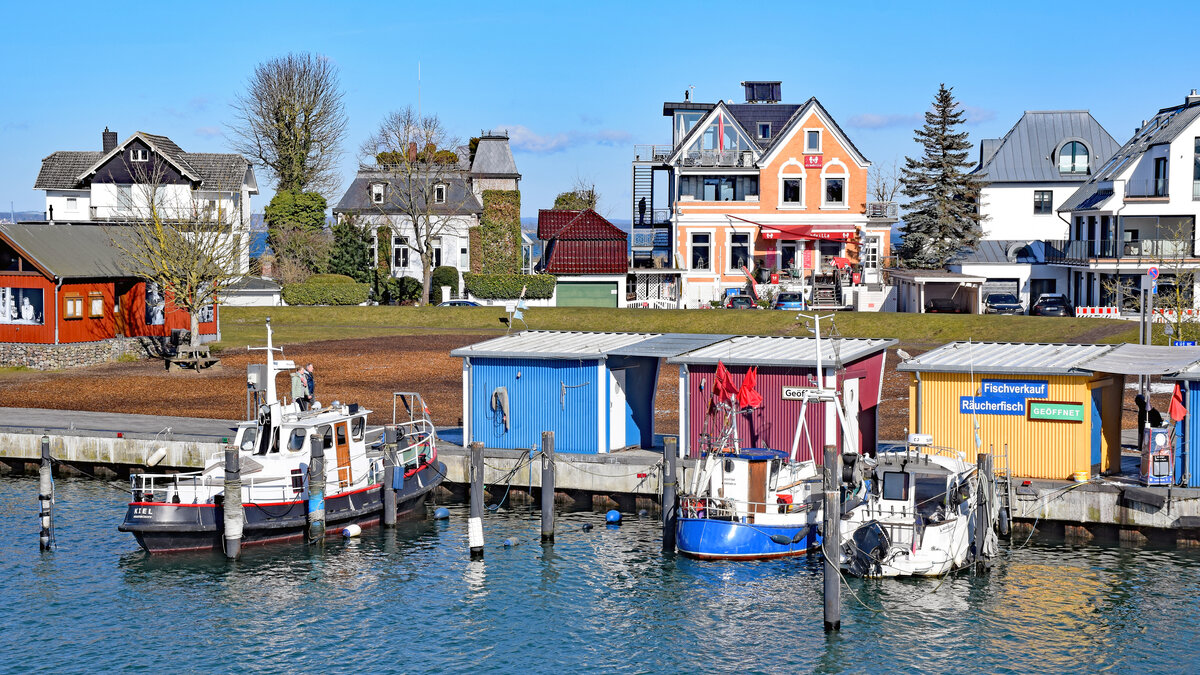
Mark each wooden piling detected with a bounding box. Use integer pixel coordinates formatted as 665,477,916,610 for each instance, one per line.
468,442,485,558
822,444,841,633
662,436,678,553
382,425,397,528
541,432,555,543
974,452,989,574
222,445,244,559
38,435,53,552
307,434,326,546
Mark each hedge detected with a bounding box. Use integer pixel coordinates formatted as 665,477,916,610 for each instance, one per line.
282,281,370,305
430,266,460,301
463,273,556,299
306,273,358,284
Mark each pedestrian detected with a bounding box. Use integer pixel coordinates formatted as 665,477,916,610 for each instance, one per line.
292,366,309,411
638,197,646,225
304,363,315,409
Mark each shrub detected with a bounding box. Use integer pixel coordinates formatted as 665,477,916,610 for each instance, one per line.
473,190,521,274
306,274,357,284
429,266,460,301
282,281,370,305
379,275,421,305
463,273,556,299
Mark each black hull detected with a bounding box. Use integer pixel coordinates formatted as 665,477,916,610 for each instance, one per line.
119,462,444,554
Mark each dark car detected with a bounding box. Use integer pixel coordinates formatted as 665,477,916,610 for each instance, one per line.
983,292,1024,315
1030,293,1074,317
724,294,757,309
771,292,806,311
924,298,963,314
436,300,482,307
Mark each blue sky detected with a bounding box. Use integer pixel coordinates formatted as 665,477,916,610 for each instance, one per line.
4,1,1200,221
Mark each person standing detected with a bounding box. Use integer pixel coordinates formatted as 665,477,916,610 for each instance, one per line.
304,363,315,409
292,366,310,411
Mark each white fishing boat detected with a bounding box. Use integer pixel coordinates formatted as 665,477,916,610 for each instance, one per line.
837,434,999,578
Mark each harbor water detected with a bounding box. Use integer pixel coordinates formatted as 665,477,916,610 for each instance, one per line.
2,476,1198,674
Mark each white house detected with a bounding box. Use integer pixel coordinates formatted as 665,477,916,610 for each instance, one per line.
1054,90,1200,308
34,128,258,273
947,240,1069,309
973,111,1119,241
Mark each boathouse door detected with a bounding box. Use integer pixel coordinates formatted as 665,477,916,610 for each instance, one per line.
335,422,352,489
609,369,627,451
1090,388,1103,469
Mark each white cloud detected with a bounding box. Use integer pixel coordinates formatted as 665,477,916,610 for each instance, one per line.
503,124,633,154
962,105,997,125
195,126,222,138
847,113,922,130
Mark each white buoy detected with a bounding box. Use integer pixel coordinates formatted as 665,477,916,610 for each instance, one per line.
146,447,168,467
342,523,362,538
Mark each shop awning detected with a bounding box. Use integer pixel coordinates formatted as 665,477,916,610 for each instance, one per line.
759,225,857,242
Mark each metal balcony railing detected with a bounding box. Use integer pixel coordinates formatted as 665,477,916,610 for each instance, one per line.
1193,180,1200,201
1043,238,1197,262
633,145,673,162
866,202,899,219
1125,178,1169,198
632,208,671,227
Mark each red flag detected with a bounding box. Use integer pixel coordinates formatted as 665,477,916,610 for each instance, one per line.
737,366,763,410
714,361,735,405
1170,382,1188,422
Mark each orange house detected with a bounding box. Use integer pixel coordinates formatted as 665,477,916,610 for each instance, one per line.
631,81,897,308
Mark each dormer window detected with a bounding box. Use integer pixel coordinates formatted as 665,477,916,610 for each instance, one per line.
370,182,385,204
758,123,771,140
434,183,446,204
130,148,148,162
1058,141,1089,175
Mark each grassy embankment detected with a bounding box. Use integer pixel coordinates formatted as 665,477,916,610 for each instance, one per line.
216,305,1141,351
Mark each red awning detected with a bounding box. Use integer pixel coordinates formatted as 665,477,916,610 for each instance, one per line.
760,225,857,242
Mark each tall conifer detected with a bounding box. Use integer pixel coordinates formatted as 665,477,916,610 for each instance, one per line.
898,84,983,268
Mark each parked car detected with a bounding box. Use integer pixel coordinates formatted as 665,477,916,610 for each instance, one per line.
1030,293,1074,317
924,298,963,314
724,294,758,309
771,292,806,311
436,300,481,307
983,292,1024,315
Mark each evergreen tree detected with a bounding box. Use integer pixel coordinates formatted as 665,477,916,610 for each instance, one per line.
328,217,373,283
898,84,983,268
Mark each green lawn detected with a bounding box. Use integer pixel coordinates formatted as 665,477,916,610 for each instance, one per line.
215,305,1141,351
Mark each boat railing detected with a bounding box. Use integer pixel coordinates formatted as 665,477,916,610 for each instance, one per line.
129,472,301,504
385,417,437,469
680,495,813,519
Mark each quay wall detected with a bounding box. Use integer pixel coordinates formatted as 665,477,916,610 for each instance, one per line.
0,431,218,472
0,337,156,370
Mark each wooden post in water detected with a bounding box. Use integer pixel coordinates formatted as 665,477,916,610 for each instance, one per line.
469,442,485,558
974,452,991,574
307,433,326,546
541,432,555,543
382,425,398,528
222,444,244,559
662,436,678,553
822,444,841,632
38,434,53,551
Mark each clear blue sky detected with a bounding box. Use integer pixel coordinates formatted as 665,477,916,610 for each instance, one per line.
3,1,1199,221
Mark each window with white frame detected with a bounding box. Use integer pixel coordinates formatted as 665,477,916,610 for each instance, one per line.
393,236,410,268
823,177,846,206
757,123,771,139
690,232,710,270
65,197,77,212
805,130,821,153
370,233,379,268
432,238,443,268
117,184,133,212
371,183,385,204
434,184,447,204
781,176,803,206
1058,141,1089,175
130,148,148,162
460,246,468,267
729,232,750,271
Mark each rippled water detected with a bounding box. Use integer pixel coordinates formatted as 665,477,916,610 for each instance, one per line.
2,476,1198,674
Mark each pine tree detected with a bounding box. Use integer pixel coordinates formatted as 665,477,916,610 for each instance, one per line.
898,84,983,268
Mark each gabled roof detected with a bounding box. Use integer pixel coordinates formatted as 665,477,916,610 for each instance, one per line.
1060,98,1200,213
537,209,625,241
35,133,254,191
972,111,1119,183
34,152,102,190
756,97,870,168
667,101,760,165
725,103,802,150
78,131,202,183
0,223,140,279
333,169,482,215
470,132,521,178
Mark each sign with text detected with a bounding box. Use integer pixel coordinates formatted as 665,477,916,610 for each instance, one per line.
1027,400,1085,423
1175,340,1198,347
782,384,817,401
803,155,823,168
960,396,1026,415
959,379,1049,416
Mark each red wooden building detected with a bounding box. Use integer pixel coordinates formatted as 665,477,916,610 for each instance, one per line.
0,223,216,346
537,209,628,274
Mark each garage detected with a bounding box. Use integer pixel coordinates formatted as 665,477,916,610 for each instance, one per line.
556,280,619,307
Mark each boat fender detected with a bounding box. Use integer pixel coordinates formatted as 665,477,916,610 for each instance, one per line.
637,509,649,517
605,510,621,523
342,524,362,538
503,538,516,547
581,523,594,532
433,507,450,520
146,447,168,467
769,534,794,546
998,508,1010,536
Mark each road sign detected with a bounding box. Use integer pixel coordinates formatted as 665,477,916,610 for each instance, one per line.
1149,266,1160,280
1174,340,1197,347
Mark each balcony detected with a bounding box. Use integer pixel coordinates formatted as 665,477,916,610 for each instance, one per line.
866,202,899,220
631,227,670,250
633,145,673,162
1044,238,1197,263
632,208,672,227
1125,178,1169,199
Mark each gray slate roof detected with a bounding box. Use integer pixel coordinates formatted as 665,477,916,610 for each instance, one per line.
895,341,1114,376
35,132,253,191
34,152,103,190
333,170,482,215
972,111,1119,183
471,133,521,177
0,223,139,278
950,240,1045,265
1061,99,1200,212
667,335,896,368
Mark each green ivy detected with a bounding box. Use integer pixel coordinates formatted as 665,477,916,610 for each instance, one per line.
463,273,555,299
282,282,370,305
474,190,521,274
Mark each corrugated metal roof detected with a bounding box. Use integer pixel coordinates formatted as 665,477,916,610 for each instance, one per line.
0,223,139,278
668,335,896,368
896,342,1115,376
971,111,1119,183
607,333,734,358
450,331,658,360
1080,344,1200,376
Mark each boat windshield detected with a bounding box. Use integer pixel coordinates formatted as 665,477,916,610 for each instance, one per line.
881,471,909,501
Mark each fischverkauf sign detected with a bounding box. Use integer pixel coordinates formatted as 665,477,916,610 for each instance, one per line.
960,379,1049,416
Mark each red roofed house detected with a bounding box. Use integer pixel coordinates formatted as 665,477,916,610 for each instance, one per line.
537,209,629,307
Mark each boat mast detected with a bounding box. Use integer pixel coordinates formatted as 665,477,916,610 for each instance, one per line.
247,319,294,429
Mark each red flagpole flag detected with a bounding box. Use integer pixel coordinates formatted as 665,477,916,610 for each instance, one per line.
714,361,735,405
1170,382,1187,422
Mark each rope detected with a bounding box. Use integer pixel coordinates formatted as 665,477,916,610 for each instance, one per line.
49,458,132,494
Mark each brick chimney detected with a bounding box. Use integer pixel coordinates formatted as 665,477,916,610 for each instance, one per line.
102,127,118,153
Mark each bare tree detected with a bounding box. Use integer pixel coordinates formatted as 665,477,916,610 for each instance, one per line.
109,160,243,349
1151,218,1199,342
360,106,471,305
230,52,348,196
869,157,901,203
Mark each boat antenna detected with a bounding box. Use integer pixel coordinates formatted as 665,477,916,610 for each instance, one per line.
247,318,286,410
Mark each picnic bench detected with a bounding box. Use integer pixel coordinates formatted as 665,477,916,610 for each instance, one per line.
165,345,221,371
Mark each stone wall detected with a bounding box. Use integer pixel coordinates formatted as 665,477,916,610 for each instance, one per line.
0,337,161,370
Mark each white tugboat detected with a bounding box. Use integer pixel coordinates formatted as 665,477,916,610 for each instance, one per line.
119,320,444,553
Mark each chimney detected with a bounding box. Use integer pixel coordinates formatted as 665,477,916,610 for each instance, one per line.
102,127,118,153
407,141,418,162
1187,89,1200,105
